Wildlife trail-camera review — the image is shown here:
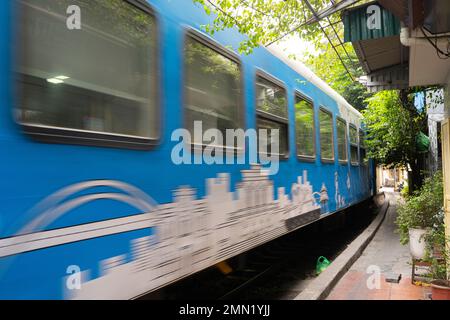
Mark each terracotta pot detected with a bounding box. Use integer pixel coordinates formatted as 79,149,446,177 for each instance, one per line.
431,280,450,300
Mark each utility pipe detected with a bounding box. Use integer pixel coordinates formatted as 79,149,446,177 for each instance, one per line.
400,23,448,47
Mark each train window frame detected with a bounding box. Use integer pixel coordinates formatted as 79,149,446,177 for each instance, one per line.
336,116,348,164
359,128,367,166
14,0,161,150
255,70,289,160
319,106,335,163
294,91,316,162
183,28,245,154
349,123,359,166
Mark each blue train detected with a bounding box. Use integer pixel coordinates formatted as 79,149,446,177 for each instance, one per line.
0,0,374,299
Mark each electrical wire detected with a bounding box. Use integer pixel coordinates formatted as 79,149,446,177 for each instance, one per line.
420,27,450,60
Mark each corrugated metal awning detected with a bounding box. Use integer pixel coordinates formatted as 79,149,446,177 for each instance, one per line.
342,1,409,92
353,35,409,75
343,1,401,42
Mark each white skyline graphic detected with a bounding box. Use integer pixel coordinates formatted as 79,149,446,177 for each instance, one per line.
65,164,325,299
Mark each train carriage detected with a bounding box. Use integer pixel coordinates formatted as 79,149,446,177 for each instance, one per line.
0,0,374,299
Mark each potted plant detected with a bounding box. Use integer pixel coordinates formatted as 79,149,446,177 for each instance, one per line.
425,225,450,300
431,280,450,300
396,172,443,260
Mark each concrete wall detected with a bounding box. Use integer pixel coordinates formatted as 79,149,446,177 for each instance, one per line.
445,73,450,115
443,73,450,278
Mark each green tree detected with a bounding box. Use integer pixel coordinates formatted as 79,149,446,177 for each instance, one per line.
362,90,427,191
396,172,443,244
193,0,370,54
193,0,372,109
304,44,372,111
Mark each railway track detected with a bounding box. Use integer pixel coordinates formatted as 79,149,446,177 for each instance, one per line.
140,198,381,300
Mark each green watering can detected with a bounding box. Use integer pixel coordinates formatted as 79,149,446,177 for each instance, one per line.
316,256,331,275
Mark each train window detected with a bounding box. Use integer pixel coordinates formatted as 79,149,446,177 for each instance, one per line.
319,108,334,161
359,129,367,165
15,0,159,148
349,125,359,165
184,33,243,148
295,94,315,159
337,118,348,163
256,74,288,156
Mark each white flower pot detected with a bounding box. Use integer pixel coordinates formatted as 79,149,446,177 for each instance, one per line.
408,228,427,259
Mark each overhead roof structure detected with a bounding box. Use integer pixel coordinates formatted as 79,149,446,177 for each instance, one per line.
290,0,420,89
302,0,364,26
343,0,450,91
267,0,365,45
270,0,448,90
343,1,409,92
376,0,409,25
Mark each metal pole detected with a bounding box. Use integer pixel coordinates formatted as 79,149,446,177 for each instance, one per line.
301,0,354,81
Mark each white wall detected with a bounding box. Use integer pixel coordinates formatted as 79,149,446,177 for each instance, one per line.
445,72,450,115
443,73,450,278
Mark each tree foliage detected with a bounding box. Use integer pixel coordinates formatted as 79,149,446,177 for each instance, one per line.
362,90,426,168
193,0,331,54
396,171,443,245
193,0,372,109
193,0,371,54
304,44,372,110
